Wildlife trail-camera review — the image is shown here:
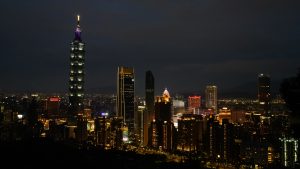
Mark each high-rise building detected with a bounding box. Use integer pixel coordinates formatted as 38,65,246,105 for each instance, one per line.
117,66,135,139
188,96,201,114
177,114,203,153
144,70,154,146
155,89,172,122
205,85,218,112
149,88,175,151
258,74,271,115
279,137,299,168
69,15,85,117
46,97,60,118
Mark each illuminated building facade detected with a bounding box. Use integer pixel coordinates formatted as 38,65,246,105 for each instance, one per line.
205,85,218,113
144,70,154,146
280,137,299,168
69,15,85,116
172,99,185,115
218,107,231,124
149,89,175,151
188,96,201,114
117,66,135,139
206,116,234,162
94,115,109,148
258,74,271,115
177,114,203,153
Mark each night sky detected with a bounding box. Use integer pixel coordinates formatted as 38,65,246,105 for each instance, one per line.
1,0,300,96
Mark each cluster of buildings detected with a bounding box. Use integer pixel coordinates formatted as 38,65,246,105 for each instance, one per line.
0,16,299,168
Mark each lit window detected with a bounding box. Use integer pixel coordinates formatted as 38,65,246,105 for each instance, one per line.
78,70,82,74
78,63,83,66
78,86,82,89
78,78,82,81
78,55,82,58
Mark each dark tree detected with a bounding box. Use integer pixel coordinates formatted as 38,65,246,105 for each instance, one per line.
280,68,300,138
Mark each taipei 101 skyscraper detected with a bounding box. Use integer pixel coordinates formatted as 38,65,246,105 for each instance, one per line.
69,15,85,118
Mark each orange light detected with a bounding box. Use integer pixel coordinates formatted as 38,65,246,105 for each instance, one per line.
49,97,60,102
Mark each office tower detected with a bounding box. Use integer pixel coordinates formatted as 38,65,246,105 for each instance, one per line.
218,107,231,124
149,88,175,151
46,97,60,118
136,104,145,145
172,99,185,115
69,15,85,117
258,74,271,115
75,114,87,143
188,96,201,114
205,85,218,113
177,114,203,153
155,88,172,122
94,116,108,148
144,71,154,146
117,66,135,140
279,137,299,168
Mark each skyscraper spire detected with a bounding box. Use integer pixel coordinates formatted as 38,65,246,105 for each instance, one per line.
74,14,82,41
77,14,80,26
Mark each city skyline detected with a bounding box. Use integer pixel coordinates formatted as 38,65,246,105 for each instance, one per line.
1,1,300,168
1,0,299,96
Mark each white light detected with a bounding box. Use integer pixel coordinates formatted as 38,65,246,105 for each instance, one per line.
174,122,178,128
17,114,23,119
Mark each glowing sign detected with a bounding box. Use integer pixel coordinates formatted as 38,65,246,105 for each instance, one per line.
49,97,60,102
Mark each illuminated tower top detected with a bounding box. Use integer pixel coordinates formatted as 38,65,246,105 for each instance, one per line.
74,14,82,42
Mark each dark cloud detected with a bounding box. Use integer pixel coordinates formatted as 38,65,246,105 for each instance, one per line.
0,0,299,96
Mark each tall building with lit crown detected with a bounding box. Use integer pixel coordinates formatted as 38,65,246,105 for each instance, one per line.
117,66,135,139
149,88,175,151
69,15,85,117
258,74,271,115
205,85,218,112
